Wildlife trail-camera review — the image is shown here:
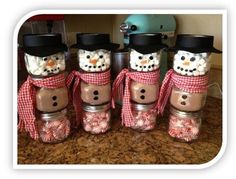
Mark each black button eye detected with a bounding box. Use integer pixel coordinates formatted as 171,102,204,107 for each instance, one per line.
56,57,59,60
140,95,145,100
43,58,47,61
181,56,185,60
93,90,99,95
53,102,58,106
140,89,146,93
138,56,142,60
190,57,196,61
149,56,153,60
93,96,99,100
99,55,103,58
86,55,90,59
52,96,57,100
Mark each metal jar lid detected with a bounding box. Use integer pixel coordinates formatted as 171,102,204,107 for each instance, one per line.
131,102,156,112
169,106,202,118
40,108,67,122
82,103,110,112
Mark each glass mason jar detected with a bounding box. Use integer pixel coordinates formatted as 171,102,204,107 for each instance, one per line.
130,103,157,132
24,52,66,77
77,49,111,72
130,80,159,104
170,86,207,112
168,106,202,142
82,103,111,134
80,81,111,105
35,85,69,113
37,109,71,143
173,50,212,76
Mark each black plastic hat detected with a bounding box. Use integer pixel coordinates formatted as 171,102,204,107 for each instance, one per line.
128,33,168,54
23,33,68,57
169,34,222,53
71,33,120,51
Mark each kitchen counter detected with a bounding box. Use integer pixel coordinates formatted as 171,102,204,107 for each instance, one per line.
18,96,222,164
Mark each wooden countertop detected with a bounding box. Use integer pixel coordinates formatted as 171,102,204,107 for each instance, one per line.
18,96,222,164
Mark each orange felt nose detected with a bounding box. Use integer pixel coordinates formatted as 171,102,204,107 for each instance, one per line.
140,60,148,65
183,61,190,66
90,59,97,65
46,59,56,67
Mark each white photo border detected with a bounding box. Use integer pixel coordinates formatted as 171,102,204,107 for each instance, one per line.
13,9,227,170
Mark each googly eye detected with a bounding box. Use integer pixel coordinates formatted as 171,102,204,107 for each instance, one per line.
181,56,185,60
149,56,154,60
190,57,196,61
86,55,90,59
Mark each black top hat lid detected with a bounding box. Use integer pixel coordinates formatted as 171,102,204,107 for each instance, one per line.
23,33,68,57
71,33,120,51
128,33,168,54
170,34,222,53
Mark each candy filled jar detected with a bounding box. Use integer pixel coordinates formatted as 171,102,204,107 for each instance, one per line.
168,107,202,142
130,103,157,132
82,103,111,134
37,109,70,143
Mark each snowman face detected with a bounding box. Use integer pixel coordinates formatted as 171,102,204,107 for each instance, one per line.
24,52,66,76
78,49,111,72
173,50,211,76
130,49,161,72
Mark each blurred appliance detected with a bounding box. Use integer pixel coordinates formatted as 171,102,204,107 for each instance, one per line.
120,14,176,81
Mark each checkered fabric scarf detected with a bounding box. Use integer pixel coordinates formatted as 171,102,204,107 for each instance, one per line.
112,68,160,127
18,73,66,140
66,69,111,126
157,69,209,115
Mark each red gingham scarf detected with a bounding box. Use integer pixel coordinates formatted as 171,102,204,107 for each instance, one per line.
112,68,160,127
157,69,209,115
18,73,66,140
66,70,111,126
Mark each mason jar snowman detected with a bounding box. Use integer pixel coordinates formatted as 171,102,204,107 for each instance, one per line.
112,33,167,131
67,33,119,134
157,34,222,142
18,33,71,143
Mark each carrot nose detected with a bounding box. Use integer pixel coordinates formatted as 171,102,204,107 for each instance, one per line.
90,59,97,65
46,59,56,67
183,61,190,66
140,60,148,65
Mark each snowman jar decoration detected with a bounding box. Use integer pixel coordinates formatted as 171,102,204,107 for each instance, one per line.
112,33,167,131
157,34,222,142
18,34,71,143
67,33,119,134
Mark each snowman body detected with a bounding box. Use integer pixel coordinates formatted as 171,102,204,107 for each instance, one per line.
24,52,70,143
78,49,111,105
77,49,112,134
130,49,160,104
170,50,211,111
25,53,69,112
128,49,161,131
